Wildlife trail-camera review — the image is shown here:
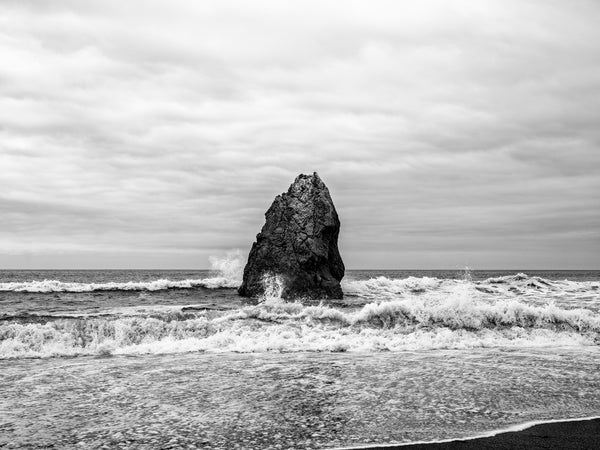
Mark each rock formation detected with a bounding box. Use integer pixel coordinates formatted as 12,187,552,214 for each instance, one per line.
238,172,345,301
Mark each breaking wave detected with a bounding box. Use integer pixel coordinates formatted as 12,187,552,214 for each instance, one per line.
1,270,598,358
1,296,598,359
342,273,600,309
0,277,238,293
343,276,442,298
2,271,596,298
0,250,245,293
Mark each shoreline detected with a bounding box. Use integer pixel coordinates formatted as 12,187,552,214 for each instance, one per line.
335,416,600,450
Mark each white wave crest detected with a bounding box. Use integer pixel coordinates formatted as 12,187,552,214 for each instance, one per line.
0,277,238,293
341,273,600,312
2,295,597,359
226,294,600,333
343,276,442,299
0,250,246,293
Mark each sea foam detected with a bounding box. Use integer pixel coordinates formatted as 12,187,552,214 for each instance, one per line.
1,294,597,359
0,251,245,292
1,271,598,358
0,278,237,292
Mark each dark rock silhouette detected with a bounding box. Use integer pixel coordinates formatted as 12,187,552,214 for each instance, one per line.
238,172,345,301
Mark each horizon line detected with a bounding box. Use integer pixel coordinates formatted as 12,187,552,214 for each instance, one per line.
0,268,598,271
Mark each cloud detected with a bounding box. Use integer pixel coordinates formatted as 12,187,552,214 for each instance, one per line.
0,0,599,268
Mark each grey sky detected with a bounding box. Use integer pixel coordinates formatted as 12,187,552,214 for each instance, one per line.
1,0,599,269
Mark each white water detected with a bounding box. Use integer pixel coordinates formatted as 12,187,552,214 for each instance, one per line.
334,415,600,449
1,282,598,358
0,277,239,292
1,266,597,449
0,251,245,292
3,270,597,306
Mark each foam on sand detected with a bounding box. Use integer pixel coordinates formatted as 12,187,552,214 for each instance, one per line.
332,415,600,449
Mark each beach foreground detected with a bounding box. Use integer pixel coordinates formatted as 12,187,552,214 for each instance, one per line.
348,418,600,450
1,270,598,449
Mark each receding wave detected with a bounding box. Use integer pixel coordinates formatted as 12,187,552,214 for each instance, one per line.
0,277,238,292
1,297,598,359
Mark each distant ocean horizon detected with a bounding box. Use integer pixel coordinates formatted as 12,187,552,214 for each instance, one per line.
1,265,599,448
3,267,598,271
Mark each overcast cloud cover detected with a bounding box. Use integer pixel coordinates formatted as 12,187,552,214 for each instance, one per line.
1,0,599,269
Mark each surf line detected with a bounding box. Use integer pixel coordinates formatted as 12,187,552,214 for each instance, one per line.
331,415,600,450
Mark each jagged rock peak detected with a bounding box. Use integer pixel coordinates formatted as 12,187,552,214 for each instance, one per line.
238,172,345,301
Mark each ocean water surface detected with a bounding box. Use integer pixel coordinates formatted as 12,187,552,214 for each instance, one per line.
1,265,599,449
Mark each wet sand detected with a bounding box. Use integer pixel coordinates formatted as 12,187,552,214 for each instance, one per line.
344,418,600,450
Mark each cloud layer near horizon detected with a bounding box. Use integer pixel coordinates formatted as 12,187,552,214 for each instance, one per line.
1,0,599,269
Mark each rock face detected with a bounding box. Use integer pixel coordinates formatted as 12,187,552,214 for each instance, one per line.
238,172,345,300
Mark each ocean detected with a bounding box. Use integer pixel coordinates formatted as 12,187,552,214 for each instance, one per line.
1,264,599,449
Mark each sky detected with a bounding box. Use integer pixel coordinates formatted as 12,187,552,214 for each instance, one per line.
1,0,599,270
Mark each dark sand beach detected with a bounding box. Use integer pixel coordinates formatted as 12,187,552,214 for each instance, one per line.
349,418,600,450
